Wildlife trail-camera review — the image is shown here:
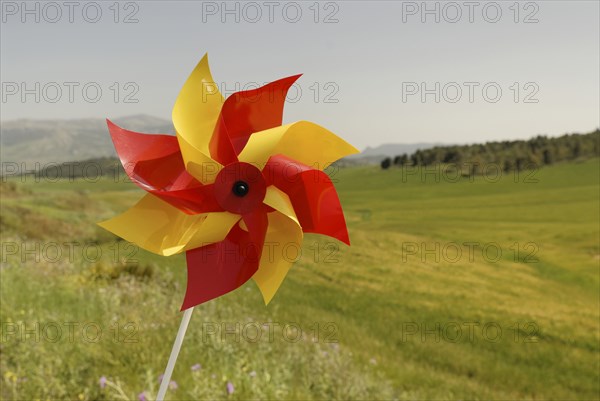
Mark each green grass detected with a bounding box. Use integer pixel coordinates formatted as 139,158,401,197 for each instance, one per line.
1,159,599,400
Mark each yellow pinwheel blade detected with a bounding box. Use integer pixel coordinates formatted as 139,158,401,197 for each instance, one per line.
178,135,223,184
253,210,303,304
172,53,224,183
263,186,299,226
98,194,239,256
238,121,359,170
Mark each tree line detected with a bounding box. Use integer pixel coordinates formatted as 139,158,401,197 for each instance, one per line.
381,129,600,174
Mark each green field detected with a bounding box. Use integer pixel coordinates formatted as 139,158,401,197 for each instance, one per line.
1,159,599,400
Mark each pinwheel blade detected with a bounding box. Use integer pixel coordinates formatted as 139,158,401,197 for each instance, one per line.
210,74,302,165
98,194,239,256
263,186,299,226
107,119,222,214
253,210,303,304
181,206,269,309
263,155,350,245
172,53,224,183
238,121,359,171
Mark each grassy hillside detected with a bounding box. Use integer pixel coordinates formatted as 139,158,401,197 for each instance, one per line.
1,159,599,400
0,115,172,165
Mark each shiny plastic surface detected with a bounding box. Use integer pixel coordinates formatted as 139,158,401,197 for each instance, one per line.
182,205,269,309
209,75,301,165
263,155,350,245
106,119,221,215
213,162,267,214
98,194,239,256
172,54,224,183
100,53,357,309
252,210,303,304
238,121,359,170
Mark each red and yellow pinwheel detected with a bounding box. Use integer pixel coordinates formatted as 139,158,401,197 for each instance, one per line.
99,54,358,310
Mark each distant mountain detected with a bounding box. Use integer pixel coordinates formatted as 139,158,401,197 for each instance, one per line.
1,115,444,166
351,142,448,159
339,142,448,165
1,115,173,165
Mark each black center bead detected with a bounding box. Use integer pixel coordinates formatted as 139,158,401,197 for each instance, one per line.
232,181,249,197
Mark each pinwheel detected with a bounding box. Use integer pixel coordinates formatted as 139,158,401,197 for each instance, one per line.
99,54,358,400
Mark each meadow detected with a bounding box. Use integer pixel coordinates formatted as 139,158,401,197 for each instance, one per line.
1,158,599,400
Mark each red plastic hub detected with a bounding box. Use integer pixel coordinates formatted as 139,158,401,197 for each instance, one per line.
213,162,266,214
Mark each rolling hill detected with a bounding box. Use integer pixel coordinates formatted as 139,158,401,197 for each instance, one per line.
0,115,173,165
1,116,443,167
1,158,598,400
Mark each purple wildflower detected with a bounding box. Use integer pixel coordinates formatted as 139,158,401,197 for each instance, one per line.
191,363,202,371
99,376,107,389
226,381,235,394
138,392,147,401
169,381,178,390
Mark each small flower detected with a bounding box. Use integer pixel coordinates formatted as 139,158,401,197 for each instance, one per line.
138,392,147,401
99,376,107,389
226,381,235,394
249,371,256,378
191,363,202,371
169,381,178,390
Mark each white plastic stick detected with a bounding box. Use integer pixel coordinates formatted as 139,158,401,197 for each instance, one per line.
156,307,194,401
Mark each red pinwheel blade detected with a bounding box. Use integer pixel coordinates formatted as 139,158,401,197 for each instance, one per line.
107,119,221,214
264,155,350,245
181,206,269,309
209,75,302,165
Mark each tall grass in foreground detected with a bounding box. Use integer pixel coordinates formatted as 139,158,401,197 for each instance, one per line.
1,159,599,400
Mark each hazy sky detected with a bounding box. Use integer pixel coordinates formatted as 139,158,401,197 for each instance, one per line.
1,1,598,149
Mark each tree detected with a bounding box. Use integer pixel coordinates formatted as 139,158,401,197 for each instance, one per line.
394,154,408,166
411,151,423,166
381,157,392,170
543,149,554,165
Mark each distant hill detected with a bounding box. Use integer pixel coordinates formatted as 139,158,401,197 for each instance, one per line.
1,115,444,166
380,130,600,174
349,142,447,159
1,115,173,165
